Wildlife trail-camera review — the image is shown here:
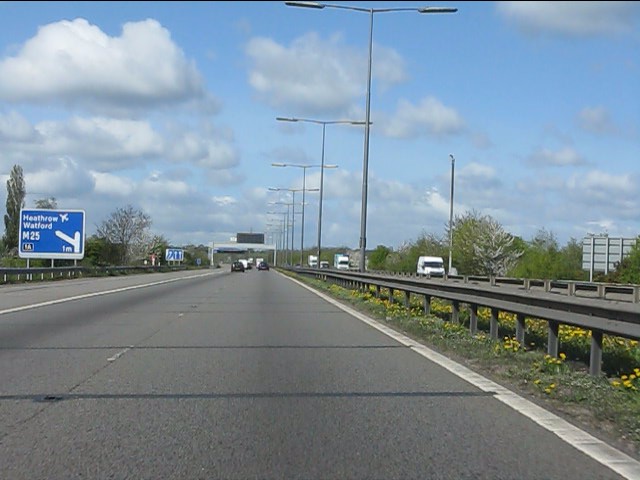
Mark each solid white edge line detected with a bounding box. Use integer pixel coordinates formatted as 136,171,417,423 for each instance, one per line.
0,271,217,316
282,271,640,480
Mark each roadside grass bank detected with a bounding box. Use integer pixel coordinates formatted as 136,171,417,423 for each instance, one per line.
286,270,640,458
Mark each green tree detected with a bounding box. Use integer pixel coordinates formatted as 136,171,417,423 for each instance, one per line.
368,245,391,270
84,235,125,266
510,230,587,280
3,165,26,253
386,233,447,273
602,238,640,284
511,229,558,278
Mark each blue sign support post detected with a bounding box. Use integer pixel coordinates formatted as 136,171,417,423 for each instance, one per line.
19,209,85,260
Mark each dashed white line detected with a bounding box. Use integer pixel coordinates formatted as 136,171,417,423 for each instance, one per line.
107,346,133,362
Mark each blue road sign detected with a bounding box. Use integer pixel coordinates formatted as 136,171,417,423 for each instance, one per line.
165,248,184,262
19,209,85,259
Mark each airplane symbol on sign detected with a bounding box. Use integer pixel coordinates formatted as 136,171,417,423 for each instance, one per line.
60,213,69,222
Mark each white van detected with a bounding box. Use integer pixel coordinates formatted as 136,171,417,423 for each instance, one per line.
416,256,445,276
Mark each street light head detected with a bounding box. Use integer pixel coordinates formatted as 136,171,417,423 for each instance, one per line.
276,117,298,122
268,187,281,191
285,1,325,9
449,154,455,161
324,164,339,169
271,163,287,167
418,7,458,14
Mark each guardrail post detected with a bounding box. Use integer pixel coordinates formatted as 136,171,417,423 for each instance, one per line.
524,278,530,291
375,285,381,298
451,301,460,324
547,321,559,358
544,280,551,292
388,288,394,304
404,291,411,308
568,282,576,296
589,331,603,377
635,286,640,304
423,295,431,315
469,304,478,335
515,313,526,345
597,284,605,299
490,276,496,287
490,308,499,340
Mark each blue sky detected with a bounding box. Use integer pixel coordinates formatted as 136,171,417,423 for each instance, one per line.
0,1,638,252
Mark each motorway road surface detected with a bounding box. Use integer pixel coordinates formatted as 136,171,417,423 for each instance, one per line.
0,268,637,479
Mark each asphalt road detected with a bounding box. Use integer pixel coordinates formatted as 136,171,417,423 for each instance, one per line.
0,268,634,479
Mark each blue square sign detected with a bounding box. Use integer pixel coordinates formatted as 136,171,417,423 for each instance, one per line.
19,209,85,259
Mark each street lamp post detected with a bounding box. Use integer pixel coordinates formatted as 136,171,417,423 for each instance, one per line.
276,117,364,267
268,198,296,264
448,154,455,274
272,163,320,266
266,212,288,265
285,1,457,272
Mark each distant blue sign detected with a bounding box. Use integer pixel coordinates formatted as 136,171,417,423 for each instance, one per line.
165,248,184,262
19,209,85,259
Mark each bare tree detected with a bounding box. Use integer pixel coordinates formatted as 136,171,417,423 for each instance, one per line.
95,205,152,265
35,197,58,209
3,165,26,253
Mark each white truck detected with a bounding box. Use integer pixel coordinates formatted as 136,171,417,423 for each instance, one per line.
334,253,350,270
416,256,445,276
308,255,318,268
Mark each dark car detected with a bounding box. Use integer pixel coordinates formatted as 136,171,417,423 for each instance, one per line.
231,261,245,272
257,261,269,271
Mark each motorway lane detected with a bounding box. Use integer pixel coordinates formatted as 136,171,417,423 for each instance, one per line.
0,268,629,479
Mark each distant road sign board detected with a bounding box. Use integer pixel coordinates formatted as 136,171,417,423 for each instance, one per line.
582,236,636,280
19,209,85,260
165,248,184,262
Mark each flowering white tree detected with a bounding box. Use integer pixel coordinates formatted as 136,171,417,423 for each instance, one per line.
473,216,523,276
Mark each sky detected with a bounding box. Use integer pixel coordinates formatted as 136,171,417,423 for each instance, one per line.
0,1,638,253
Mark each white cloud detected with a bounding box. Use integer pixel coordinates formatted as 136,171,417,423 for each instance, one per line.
497,2,640,37
24,157,95,197
0,18,206,110
36,117,164,166
381,97,465,139
91,171,136,197
0,111,39,142
567,170,635,195
577,106,617,135
0,115,242,178
245,33,406,115
167,131,240,170
527,146,585,167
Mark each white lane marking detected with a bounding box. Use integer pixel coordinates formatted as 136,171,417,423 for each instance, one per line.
0,272,216,316
283,272,640,480
107,346,133,362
